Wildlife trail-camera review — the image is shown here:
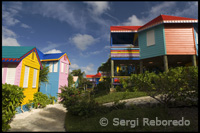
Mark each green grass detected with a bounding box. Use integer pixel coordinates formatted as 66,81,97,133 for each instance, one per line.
65,106,198,132
94,91,147,104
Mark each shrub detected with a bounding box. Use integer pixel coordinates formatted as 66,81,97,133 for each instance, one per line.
115,86,121,92
49,95,57,104
130,66,198,107
32,92,51,108
2,83,25,132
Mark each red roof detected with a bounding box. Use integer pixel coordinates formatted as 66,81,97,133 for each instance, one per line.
139,14,198,31
86,72,101,78
110,26,142,31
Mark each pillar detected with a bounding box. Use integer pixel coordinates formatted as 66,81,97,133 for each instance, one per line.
140,60,143,74
111,60,114,88
163,55,168,72
192,55,197,67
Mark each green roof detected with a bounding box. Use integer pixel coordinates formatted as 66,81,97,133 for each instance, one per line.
2,46,35,58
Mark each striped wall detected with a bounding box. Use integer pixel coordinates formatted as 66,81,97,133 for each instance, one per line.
138,24,166,59
110,47,140,60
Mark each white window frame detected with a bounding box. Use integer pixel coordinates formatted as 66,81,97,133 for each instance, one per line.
54,61,58,72
61,62,64,73
32,69,37,88
147,30,155,46
49,62,53,72
23,66,30,88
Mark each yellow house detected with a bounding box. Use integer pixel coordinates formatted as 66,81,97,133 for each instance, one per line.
2,46,43,112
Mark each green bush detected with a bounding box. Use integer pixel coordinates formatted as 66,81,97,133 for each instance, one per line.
115,86,121,92
32,92,51,108
2,83,25,132
49,95,57,104
128,66,198,107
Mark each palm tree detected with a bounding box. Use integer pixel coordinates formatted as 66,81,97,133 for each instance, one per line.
71,69,85,87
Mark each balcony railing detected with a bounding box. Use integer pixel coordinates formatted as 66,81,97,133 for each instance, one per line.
110,46,140,60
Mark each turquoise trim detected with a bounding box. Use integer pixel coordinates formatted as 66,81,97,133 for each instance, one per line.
162,26,167,55
194,28,198,56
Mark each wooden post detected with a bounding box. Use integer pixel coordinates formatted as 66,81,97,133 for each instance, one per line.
111,60,114,89
163,55,168,72
140,60,143,74
192,55,197,66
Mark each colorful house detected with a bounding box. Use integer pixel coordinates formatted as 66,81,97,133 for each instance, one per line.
86,72,101,88
37,49,71,101
110,14,198,88
2,46,43,112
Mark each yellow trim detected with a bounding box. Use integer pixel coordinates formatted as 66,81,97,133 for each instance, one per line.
111,52,139,53
41,53,71,64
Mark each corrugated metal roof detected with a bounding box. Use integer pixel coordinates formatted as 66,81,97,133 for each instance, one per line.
138,14,198,31
2,46,35,58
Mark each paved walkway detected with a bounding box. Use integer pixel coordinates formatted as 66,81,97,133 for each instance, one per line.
8,103,67,132
103,95,160,107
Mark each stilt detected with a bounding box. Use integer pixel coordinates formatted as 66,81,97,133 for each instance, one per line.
163,55,168,72
192,55,197,66
140,60,143,74
111,60,114,89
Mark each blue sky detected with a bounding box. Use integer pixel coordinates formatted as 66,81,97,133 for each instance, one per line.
2,1,198,74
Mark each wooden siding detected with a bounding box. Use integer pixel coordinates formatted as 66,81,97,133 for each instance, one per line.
164,23,196,55
19,51,40,105
138,24,166,59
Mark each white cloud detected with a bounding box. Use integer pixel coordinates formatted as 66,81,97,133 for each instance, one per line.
2,37,20,46
44,49,62,54
70,64,79,70
2,26,20,46
84,1,110,16
41,41,61,53
30,2,86,30
70,34,98,51
21,23,31,29
81,63,94,74
2,2,22,26
104,45,110,49
2,26,17,38
122,15,145,26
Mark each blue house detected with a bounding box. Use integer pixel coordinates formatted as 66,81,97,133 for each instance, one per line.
37,49,71,101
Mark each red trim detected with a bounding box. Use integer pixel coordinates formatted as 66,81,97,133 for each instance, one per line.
86,72,101,78
110,26,142,31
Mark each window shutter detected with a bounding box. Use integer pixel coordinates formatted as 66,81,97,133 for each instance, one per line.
23,66,30,88
32,69,37,88
147,30,155,46
61,62,64,73
6,64,16,85
49,62,53,72
54,62,58,72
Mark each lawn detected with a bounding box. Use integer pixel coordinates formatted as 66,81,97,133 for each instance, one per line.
65,106,198,132
94,91,147,104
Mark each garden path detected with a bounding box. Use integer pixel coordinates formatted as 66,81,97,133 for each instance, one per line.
8,103,67,132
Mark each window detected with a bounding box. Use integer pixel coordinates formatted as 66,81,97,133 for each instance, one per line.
61,62,64,73
32,69,37,88
147,30,155,46
6,64,16,85
49,62,53,72
65,64,68,74
23,66,30,88
54,62,58,72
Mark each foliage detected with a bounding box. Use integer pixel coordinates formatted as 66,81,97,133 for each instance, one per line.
128,66,198,107
49,94,57,104
115,86,121,92
68,73,75,87
39,63,49,91
2,84,25,132
71,69,85,87
32,92,51,108
97,58,111,73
